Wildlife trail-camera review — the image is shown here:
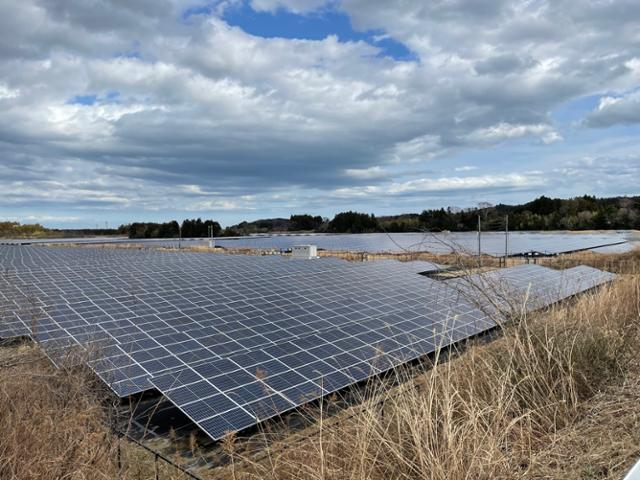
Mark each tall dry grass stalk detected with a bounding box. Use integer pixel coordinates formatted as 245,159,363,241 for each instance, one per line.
225,275,640,480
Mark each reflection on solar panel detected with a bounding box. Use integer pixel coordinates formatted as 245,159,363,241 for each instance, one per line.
0,246,615,441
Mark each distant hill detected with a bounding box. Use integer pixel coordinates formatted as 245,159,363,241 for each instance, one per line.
0,222,121,239
224,214,326,236
225,195,640,234
5,195,639,240
223,218,293,236
0,221,53,238
410,195,640,232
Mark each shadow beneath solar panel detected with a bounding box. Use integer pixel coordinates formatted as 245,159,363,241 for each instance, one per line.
122,395,194,438
0,336,31,348
115,392,227,467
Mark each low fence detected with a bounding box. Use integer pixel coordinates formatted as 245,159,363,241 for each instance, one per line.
114,429,206,480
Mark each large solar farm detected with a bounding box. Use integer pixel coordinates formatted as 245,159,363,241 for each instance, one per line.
0,241,619,457
4,230,634,256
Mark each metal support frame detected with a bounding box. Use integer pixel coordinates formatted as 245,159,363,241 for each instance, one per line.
477,214,482,267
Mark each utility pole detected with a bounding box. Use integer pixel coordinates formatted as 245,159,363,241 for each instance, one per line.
504,214,509,267
477,214,482,267
178,224,182,249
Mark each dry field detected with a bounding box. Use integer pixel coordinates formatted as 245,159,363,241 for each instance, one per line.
0,250,638,480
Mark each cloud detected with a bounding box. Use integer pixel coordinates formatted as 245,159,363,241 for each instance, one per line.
23,214,82,223
344,166,388,179
455,165,478,172
0,84,19,99
184,199,252,211
0,0,638,226
474,54,538,76
585,90,640,127
461,123,563,145
250,0,328,13
330,172,546,199
386,173,547,195
554,154,640,193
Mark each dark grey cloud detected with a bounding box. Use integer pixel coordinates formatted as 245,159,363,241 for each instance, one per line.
474,54,537,76
38,0,173,32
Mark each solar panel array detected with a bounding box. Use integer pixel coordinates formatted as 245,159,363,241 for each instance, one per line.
2,231,632,256
0,245,615,441
0,246,451,398
210,232,630,256
445,264,616,314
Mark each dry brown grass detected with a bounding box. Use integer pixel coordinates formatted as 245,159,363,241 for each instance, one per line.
182,244,506,268
0,344,117,479
540,247,640,274
0,344,204,480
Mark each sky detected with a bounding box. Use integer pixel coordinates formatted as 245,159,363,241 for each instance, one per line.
1,0,639,229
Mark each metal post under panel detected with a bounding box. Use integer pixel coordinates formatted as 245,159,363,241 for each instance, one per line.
504,214,509,267
477,214,482,267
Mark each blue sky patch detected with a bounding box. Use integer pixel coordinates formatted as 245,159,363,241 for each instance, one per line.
68,94,98,105
551,94,602,124
185,1,416,61
67,92,121,106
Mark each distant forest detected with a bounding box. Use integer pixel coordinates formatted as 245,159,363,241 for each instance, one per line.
0,221,53,238
2,195,638,239
217,195,640,235
124,219,222,239
383,195,640,233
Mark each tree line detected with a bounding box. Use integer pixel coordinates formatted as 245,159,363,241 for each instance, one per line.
60,194,640,239
123,219,222,239
4,195,638,240
0,221,51,238
412,195,640,232
298,195,640,233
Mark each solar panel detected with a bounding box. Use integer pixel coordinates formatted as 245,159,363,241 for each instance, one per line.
0,245,615,441
445,264,616,314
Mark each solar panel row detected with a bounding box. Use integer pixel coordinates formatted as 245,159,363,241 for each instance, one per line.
445,264,616,314
208,232,629,256
1,231,630,256
0,246,615,442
